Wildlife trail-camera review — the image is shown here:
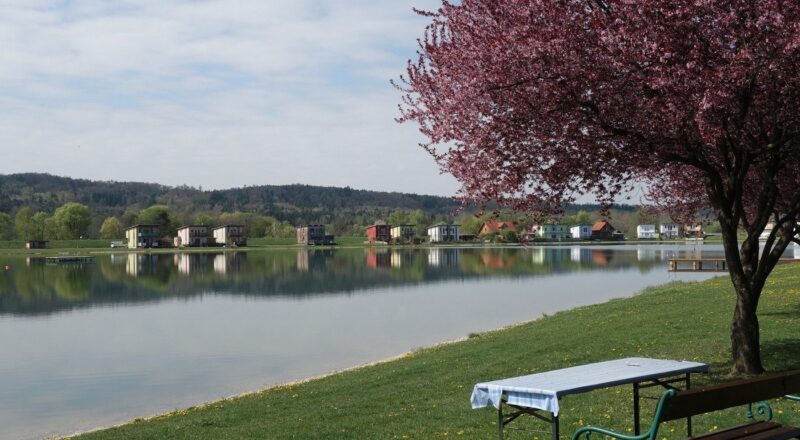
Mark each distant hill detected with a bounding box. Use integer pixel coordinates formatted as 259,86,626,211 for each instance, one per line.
0,173,461,223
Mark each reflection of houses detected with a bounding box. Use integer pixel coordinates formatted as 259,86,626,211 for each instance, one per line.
480,251,516,269
297,225,335,245
25,240,48,249
366,248,391,268
570,225,592,240
684,223,704,239
365,223,392,243
659,223,681,240
174,253,192,274
636,245,658,262
570,246,592,263
636,224,657,240
213,225,246,247
427,247,460,267
529,224,571,241
428,224,460,243
175,225,209,247
478,220,517,237
125,224,160,249
795,244,800,260
126,253,157,276
591,249,612,266
591,221,623,240
390,250,414,268
173,253,212,275
296,250,334,271
390,225,416,242
213,253,244,274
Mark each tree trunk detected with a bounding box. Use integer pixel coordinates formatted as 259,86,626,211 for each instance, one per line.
730,281,764,374
717,211,766,375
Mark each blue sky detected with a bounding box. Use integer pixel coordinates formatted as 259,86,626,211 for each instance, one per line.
0,0,461,196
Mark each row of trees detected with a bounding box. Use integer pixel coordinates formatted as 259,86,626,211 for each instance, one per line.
1,201,676,242
0,203,466,241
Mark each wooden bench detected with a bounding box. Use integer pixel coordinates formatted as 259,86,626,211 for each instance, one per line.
572,370,800,440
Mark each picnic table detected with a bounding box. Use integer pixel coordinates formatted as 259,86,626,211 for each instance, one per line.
471,357,709,440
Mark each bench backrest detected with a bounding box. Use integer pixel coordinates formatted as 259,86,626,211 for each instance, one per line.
660,370,800,422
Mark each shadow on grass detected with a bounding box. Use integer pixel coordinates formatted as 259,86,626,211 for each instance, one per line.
762,338,800,371
760,303,800,318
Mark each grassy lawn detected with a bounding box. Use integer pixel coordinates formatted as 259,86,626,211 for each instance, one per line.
65,264,800,439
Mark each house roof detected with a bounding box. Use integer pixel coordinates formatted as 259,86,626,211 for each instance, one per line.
480,220,518,234
592,220,614,232
124,224,159,230
177,225,208,230
213,225,244,230
427,223,460,230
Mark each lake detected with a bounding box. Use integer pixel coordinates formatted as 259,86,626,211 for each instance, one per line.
0,244,733,439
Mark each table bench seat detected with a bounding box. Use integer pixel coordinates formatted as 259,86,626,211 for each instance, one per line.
689,421,800,440
573,370,800,440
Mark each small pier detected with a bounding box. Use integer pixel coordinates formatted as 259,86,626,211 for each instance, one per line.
668,258,798,272
45,256,95,264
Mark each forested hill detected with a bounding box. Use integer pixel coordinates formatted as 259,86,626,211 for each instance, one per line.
0,173,460,223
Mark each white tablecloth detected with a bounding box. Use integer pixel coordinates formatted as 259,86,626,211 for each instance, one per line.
471,357,708,416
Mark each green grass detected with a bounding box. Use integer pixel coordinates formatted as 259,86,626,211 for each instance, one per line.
69,264,800,439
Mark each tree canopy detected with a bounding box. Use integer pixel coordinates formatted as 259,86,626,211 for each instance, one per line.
398,0,800,373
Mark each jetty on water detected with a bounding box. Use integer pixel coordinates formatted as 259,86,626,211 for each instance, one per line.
668,257,798,272
45,256,95,264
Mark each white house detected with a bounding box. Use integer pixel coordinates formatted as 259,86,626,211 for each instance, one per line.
660,223,681,239
213,225,246,246
390,225,416,241
636,224,658,239
427,224,460,243
175,225,209,247
570,224,593,240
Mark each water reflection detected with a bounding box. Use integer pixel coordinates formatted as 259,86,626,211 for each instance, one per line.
0,245,729,316
0,244,734,440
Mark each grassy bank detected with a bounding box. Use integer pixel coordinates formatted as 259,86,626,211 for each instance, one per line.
69,264,800,439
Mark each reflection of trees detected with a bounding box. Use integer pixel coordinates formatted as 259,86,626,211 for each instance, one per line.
51,266,91,300
0,247,681,316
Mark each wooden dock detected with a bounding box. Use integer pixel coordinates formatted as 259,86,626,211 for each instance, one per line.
45,256,95,264
668,258,798,272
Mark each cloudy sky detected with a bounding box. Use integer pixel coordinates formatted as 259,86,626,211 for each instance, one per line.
0,0,461,196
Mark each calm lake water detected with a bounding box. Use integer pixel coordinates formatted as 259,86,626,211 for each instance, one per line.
0,244,742,439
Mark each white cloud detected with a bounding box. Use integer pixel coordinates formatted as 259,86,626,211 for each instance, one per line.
0,0,459,196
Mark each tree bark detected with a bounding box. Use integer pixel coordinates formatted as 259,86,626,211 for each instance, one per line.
729,280,764,374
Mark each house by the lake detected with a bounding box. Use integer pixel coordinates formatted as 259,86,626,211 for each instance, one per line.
365,223,392,243
175,225,209,247
570,224,593,240
478,220,517,237
636,224,658,239
125,224,161,249
25,240,48,249
297,225,334,245
213,225,246,247
660,223,681,240
684,223,705,239
390,225,416,242
529,224,571,241
591,220,623,240
427,224,460,243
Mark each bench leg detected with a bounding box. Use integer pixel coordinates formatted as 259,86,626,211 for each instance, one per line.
634,382,641,435
686,373,693,437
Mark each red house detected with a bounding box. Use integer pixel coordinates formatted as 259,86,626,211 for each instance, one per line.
365,223,392,243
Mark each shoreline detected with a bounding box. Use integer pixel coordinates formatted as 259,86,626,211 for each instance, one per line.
1,239,708,257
